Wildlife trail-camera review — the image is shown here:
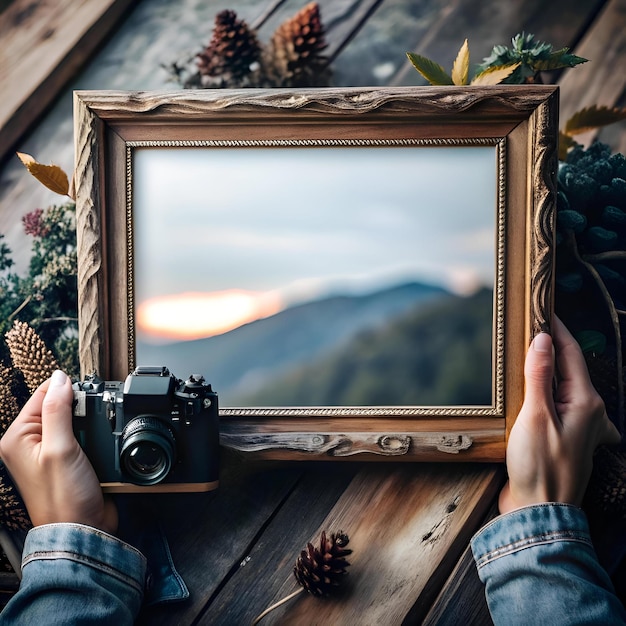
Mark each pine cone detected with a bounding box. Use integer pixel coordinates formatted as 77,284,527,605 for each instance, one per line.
0,364,20,436
263,2,330,87
0,470,31,532
5,321,59,393
294,530,352,596
586,446,626,518
0,367,31,532
585,353,623,428
196,10,261,87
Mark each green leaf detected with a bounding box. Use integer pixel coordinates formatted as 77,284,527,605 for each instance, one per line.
564,105,626,136
451,39,470,85
406,52,454,85
471,63,520,85
533,49,587,71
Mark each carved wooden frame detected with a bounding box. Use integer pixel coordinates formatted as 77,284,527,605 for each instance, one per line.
73,86,558,462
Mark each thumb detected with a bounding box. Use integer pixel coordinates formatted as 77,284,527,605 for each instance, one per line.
521,333,556,416
40,370,76,453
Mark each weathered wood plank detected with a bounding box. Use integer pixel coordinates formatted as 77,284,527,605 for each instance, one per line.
252,0,386,66
0,0,136,163
134,450,306,625
203,462,360,624
219,464,503,625
390,0,608,87
422,504,498,626
557,0,626,152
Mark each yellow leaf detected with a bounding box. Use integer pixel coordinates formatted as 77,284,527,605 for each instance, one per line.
16,152,70,196
558,132,579,161
471,62,520,86
564,105,626,136
451,39,470,86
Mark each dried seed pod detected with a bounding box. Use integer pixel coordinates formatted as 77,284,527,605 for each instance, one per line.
586,446,626,518
0,364,20,436
5,321,59,393
263,2,330,87
252,530,352,624
196,9,261,87
293,530,352,597
0,472,31,532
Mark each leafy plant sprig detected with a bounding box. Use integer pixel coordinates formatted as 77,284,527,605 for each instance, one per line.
407,32,586,87
476,32,587,83
407,39,520,86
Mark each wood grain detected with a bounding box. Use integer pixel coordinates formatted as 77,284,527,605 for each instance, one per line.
134,451,309,625
558,0,626,139
0,0,135,163
226,463,503,625
422,544,494,626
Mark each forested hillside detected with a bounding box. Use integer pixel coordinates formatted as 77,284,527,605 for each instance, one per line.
233,287,494,406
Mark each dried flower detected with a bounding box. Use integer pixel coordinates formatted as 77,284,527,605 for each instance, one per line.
22,208,49,238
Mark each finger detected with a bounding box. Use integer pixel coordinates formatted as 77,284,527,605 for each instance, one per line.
0,378,51,462
40,370,77,456
552,316,594,389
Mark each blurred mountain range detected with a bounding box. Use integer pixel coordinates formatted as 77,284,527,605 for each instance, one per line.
137,281,493,407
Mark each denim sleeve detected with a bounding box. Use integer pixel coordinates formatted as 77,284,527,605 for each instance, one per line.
471,503,626,625
0,523,146,625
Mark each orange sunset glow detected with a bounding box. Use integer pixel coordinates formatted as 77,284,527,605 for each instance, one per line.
136,290,283,342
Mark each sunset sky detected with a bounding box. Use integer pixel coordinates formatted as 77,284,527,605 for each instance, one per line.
132,145,496,344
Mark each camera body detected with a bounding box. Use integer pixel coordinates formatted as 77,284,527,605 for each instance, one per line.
72,366,219,493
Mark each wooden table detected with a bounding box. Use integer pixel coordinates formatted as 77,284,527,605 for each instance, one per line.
132,453,503,625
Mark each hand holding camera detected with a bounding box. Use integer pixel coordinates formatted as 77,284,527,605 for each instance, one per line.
0,370,118,533
72,366,219,493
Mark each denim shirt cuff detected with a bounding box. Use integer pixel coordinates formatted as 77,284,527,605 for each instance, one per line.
470,502,592,569
23,523,147,596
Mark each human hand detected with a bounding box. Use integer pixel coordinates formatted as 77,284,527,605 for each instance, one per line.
499,316,622,514
0,370,117,533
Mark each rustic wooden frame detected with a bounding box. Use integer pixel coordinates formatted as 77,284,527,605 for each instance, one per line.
73,86,558,462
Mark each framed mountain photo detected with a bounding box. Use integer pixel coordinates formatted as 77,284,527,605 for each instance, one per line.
73,85,558,461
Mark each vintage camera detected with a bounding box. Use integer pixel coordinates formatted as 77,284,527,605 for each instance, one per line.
72,366,219,493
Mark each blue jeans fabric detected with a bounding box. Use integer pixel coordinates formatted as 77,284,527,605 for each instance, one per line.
471,503,626,625
0,523,146,625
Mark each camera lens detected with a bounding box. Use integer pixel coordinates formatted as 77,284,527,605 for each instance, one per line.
120,416,176,485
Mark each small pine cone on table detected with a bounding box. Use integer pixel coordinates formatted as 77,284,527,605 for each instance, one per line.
263,2,330,87
294,530,352,597
196,9,261,87
5,321,59,393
